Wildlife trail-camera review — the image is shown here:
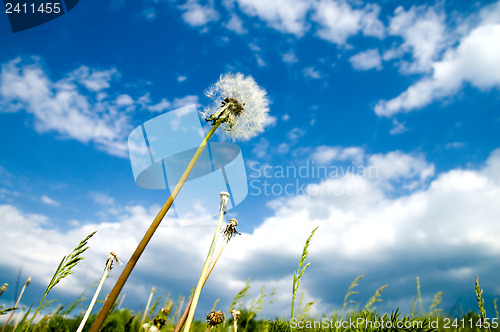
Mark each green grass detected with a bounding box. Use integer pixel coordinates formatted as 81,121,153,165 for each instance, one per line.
2,227,499,332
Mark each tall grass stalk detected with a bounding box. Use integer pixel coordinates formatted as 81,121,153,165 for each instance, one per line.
341,274,364,318
141,287,156,330
90,122,221,332
429,291,444,316
364,284,387,312
475,275,491,332
291,226,318,320
177,216,236,332
76,252,121,332
24,231,96,331
1,277,31,332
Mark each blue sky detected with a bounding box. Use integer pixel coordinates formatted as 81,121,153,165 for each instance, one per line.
1,0,500,323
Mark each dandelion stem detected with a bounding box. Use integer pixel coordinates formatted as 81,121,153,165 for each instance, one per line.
141,287,156,330
1,277,31,332
175,237,228,332
183,201,226,332
90,121,221,332
76,253,117,332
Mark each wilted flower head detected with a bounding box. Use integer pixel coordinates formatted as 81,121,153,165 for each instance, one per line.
206,310,225,327
231,310,241,321
222,218,241,242
0,283,7,297
204,73,269,140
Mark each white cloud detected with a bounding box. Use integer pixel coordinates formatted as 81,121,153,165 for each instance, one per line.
282,51,298,64
179,0,219,27
224,13,247,34
172,95,199,109
264,115,277,128
349,49,382,71
90,192,115,206
177,75,188,82
2,149,500,317
311,146,365,164
303,66,321,79
40,195,60,207
368,151,434,191
0,58,131,157
375,23,500,116
387,5,448,73
313,0,384,45
233,0,311,36
148,98,172,113
389,118,407,135
115,94,134,106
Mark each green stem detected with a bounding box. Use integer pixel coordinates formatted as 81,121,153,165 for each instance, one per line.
1,278,30,332
183,206,226,332
174,238,228,332
76,267,110,332
89,121,221,332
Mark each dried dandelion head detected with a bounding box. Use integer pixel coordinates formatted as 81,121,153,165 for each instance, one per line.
0,283,8,297
231,309,241,322
206,310,225,327
219,191,230,214
222,218,241,242
204,73,269,140
105,251,123,271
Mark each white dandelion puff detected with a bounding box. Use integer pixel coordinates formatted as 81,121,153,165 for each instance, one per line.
204,73,269,140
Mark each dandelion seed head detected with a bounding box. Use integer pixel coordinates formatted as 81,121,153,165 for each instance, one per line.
204,73,270,140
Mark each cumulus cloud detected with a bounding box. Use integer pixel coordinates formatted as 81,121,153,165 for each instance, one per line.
2,148,499,317
231,0,311,36
179,0,219,27
386,4,448,73
303,66,321,79
40,195,60,207
349,49,382,71
376,3,500,116
311,146,365,164
0,58,202,156
313,0,384,45
224,13,247,34
0,58,131,157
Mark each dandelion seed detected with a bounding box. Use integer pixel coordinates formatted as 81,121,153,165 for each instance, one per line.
204,73,269,140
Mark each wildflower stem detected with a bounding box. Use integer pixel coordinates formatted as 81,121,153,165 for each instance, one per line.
90,121,221,332
76,254,115,332
175,238,228,332
183,205,226,332
1,277,31,332
141,287,156,330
